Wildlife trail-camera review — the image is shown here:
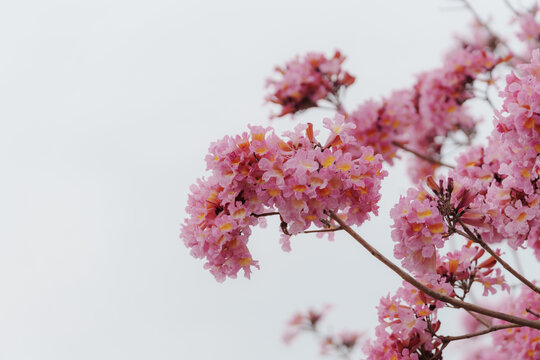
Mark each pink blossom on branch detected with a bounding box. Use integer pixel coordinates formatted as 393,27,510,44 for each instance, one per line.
390,186,447,275
364,277,450,360
181,114,386,281
440,49,540,257
491,286,540,359
516,5,540,56
181,5,540,358
338,46,506,182
265,51,355,118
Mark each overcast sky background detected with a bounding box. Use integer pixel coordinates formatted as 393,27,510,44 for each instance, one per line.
0,1,537,359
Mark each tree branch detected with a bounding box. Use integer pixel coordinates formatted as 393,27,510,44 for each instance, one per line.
440,324,521,342
464,309,491,328
430,341,449,360
303,227,343,234
391,141,454,169
251,212,280,218
526,308,540,318
456,220,540,295
327,210,540,330
503,0,520,16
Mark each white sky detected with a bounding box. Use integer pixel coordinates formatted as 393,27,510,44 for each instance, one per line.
0,1,536,359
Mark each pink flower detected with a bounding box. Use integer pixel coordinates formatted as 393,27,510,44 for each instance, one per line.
441,51,540,256
182,114,386,281
364,277,448,360
490,286,540,359
391,187,447,275
265,51,355,118
516,7,540,56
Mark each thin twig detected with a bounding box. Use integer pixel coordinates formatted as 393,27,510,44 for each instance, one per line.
440,324,521,342
456,220,540,295
526,308,540,318
503,0,520,16
317,105,341,111
392,141,454,169
465,309,491,328
251,212,280,218
327,210,540,330
303,227,343,234
430,341,449,360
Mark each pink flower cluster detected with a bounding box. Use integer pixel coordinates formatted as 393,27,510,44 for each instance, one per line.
456,286,539,360
406,47,501,181
388,50,540,289
341,90,417,164
490,286,540,359
390,173,511,295
446,50,540,259
339,47,504,182
516,6,540,56
390,187,447,274
438,244,509,296
365,239,510,360
265,51,355,118
181,115,386,281
364,278,450,360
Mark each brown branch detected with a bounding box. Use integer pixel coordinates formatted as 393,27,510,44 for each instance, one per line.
327,210,540,330
440,324,521,342
456,220,540,295
430,341,449,360
465,309,491,328
526,308,540,318
251,212,280,218
303,227,343,234
391,141,454,169
503,0,520,16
